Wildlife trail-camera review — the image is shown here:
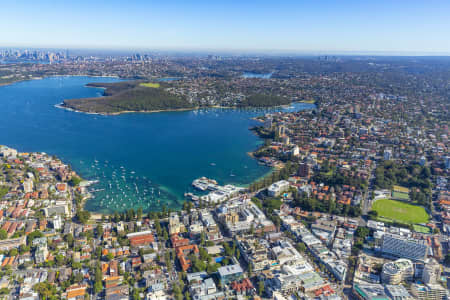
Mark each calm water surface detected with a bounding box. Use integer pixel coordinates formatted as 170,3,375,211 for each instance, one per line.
0,76,314,213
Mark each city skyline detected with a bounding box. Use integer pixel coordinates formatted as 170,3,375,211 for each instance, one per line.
2,0,450,55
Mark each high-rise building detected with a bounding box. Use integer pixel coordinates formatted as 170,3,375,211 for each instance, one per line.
381,259,414,284
445,156,450,169
264,117,273,129
23,179,34,193
384,149,392,161
419,155,426,166
298,163,310,177
422,258,441,284
410,283,448,300
278,125,286,137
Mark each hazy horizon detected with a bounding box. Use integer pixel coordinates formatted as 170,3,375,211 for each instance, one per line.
2,0,450,54
2,46,450,57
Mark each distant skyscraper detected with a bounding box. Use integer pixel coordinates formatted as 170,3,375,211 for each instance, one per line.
298,163,310,177
278,125,286,137
445,156,450,169
384,149,392,161
419,155,426,166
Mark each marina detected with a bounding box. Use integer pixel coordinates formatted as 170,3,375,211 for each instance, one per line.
189,177,245,204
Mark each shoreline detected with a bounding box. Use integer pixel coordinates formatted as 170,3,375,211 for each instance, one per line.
0,74,123,88
55,102,307,116
55,103,200,115
56,102,290,116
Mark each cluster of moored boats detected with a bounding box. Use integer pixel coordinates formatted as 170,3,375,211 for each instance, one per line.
82,159,165,211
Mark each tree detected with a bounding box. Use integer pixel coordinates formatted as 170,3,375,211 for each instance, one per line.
9,248,18,256
19,244,30,254
76,210,91,224
367,210,378,220
444,254,450,266
295,242,306,253
172,284,183,300
0,229,7,240
74,272,83,283
97,224,103,238
94,281,102,294
132,289,140,300
247,263,253,277
184,291,191,300
200,232,206,247
199,247,210,261
94,265,103,293
64,233,74,248
26,230,44,245
207,263,220,274
72,262,82,269
162,228,169,241
258,280,265,296
0,288,10,295
127,209,135,222
55,254,65,266
351,246,360,256
355,227,370,239
33,282,56,299
154,219,162,236
165,251,172,272
69,176,82,186
192,257,207,272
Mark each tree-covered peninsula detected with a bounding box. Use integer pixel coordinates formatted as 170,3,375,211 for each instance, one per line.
61,81,195,114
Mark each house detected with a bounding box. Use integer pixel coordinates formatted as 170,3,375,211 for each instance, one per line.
66,284,87,300
176,244,199,271
127,231,154,247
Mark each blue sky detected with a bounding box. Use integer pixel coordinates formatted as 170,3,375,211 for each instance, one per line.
2,0,450,54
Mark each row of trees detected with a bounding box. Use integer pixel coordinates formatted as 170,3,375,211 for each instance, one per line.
292,189,362,217
374,161,432,208
248,161,298,193
313,165,367,190
374,161,432,190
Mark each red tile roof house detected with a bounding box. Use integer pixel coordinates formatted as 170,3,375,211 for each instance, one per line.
170,234,189,248
231,278,255,295
126,230,154,247
176,244,199,271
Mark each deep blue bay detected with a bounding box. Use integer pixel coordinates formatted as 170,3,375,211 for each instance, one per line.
0,76,314,213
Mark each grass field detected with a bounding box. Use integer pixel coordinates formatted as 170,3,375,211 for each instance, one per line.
391,191,410,201
299,99,316,104
392,185,409,193
372,198,429,224
413,224,431,233
140,82,160,88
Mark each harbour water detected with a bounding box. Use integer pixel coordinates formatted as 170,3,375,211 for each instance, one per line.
0,76,314,213
242,72,273,79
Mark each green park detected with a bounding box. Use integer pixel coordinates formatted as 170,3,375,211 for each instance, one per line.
372,198,429,224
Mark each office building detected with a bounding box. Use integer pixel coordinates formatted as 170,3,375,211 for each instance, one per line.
381,234,428,262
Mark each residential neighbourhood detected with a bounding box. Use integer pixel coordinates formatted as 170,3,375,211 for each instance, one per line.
0,53,449,300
